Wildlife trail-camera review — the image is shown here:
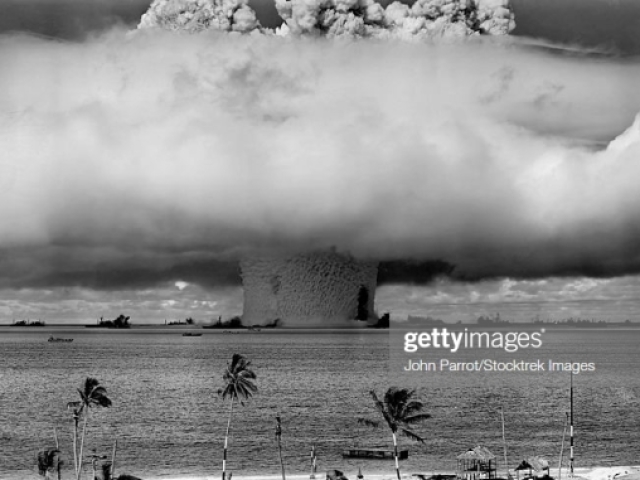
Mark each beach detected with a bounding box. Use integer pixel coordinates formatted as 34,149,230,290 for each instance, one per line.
133,469,640,480
7,467,640,480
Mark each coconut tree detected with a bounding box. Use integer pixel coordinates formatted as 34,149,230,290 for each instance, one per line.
358,388,431,480
74,377,112,480
218,354,257,480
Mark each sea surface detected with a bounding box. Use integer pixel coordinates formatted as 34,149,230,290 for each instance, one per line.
1,328,639,479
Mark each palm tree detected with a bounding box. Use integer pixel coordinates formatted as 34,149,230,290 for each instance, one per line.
218,354,257,480
74,377,112,480
358,388,431,480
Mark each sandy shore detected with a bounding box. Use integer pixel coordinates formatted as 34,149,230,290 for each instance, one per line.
5,466,639,480
136,467,640,480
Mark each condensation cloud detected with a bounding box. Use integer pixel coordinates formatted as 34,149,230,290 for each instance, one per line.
2,27,640,288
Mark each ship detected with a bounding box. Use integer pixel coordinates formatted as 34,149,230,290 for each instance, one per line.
48,336,73,343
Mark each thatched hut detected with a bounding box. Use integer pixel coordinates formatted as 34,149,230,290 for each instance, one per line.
515,457,550,479
37,448,62,480
327,470,349,480
457,446,498,480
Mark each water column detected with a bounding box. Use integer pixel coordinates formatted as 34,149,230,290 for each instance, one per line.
240,250,379,327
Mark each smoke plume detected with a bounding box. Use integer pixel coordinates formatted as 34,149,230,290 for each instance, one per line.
273,0,514,38
139,0,261,33
138,0,514,38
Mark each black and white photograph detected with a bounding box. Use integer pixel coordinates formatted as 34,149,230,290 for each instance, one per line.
2,1,640,480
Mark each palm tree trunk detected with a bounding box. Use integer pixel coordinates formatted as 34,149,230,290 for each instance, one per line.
73,413,79,477
77,410,90,480
223,398,235,480
392,432,401,480
277,434,286,480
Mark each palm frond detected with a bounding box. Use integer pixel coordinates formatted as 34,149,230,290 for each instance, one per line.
387,388,416,419
89,386,107,397
93,394,112,408
238,379,258,393
404,413,432,424
221,353,258,403
78,377,112,410
239,370,257,380
358,418,379,428
369,390,386,415
228,353,248,373
219,385,233,399
399,426,425,443
83,378,101,396
367,388,430,439
367,390,398,432
404,400,425,416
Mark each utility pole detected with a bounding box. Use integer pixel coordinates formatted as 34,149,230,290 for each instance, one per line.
310,445,317,479
570,373,574,477
558,412,569,480
500,407,509,479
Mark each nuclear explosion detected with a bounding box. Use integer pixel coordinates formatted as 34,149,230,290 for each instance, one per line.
137,0,514,326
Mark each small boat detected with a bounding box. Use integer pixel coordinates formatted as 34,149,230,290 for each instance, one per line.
181,332,203,337
48,336,73,343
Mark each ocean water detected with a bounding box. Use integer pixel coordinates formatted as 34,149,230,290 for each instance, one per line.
1,328,639,480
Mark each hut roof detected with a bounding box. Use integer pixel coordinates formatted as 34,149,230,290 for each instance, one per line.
457,446,496,461
515,457,549,472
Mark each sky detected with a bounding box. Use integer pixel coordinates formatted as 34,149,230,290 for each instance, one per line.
1,0,640,324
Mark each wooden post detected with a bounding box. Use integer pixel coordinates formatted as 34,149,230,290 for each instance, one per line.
558,412,569,480
310,445,316,479
111,439,118,480
54,428,60,480
276,412,286,480
500,408,509,479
